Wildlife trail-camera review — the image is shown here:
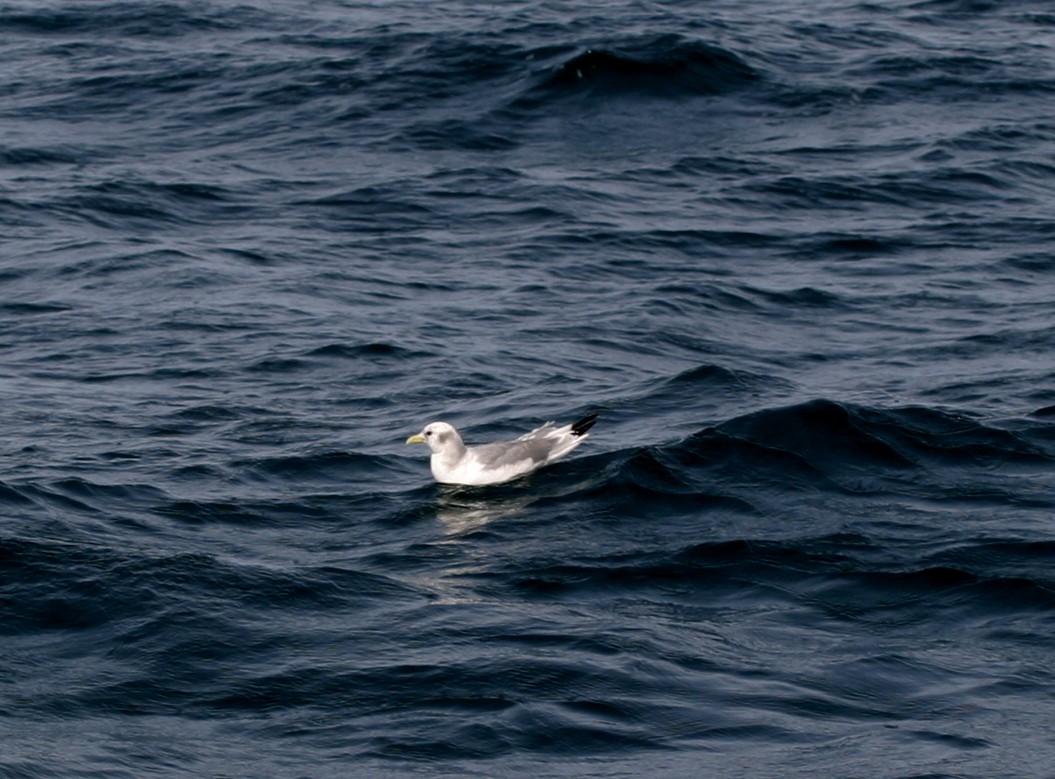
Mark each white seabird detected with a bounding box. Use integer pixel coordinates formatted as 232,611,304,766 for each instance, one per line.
406,413,598,486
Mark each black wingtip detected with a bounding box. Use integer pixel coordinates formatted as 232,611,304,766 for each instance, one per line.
570,412,598,437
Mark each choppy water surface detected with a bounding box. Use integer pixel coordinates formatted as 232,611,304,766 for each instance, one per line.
3,1,1055,776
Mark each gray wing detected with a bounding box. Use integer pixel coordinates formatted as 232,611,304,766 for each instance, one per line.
472,436,556,471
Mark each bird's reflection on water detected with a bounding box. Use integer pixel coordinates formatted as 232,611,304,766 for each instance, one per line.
426,465,606,536
431,483,536,535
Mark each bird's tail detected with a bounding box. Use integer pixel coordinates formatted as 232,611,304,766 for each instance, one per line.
541,412,599,464
570,412,598,437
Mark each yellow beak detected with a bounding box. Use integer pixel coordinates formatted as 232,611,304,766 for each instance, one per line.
406,434,425,444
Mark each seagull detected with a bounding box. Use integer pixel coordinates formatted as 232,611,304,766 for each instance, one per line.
406,413,598,486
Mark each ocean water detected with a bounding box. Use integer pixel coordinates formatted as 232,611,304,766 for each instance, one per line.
2,0,1055,776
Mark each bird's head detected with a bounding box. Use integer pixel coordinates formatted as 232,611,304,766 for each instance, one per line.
406,421,460,454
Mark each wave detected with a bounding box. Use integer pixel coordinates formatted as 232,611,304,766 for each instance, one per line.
306,342,425,361
717,400,1049,469
231,450,393,483
499,530,1055,623
47,179,244,230
539,35,760,99
563,399,1054,525
0,532,420,635
0,2,256,37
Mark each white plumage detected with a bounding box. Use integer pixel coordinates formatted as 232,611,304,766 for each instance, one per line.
406,413,598,486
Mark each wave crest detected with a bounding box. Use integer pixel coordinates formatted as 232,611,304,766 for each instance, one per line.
539,35,759,99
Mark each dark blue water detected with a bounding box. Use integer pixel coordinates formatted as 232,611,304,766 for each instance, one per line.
3,1,1055,776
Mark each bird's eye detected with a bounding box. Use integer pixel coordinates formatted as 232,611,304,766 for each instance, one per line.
424,430,432,437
